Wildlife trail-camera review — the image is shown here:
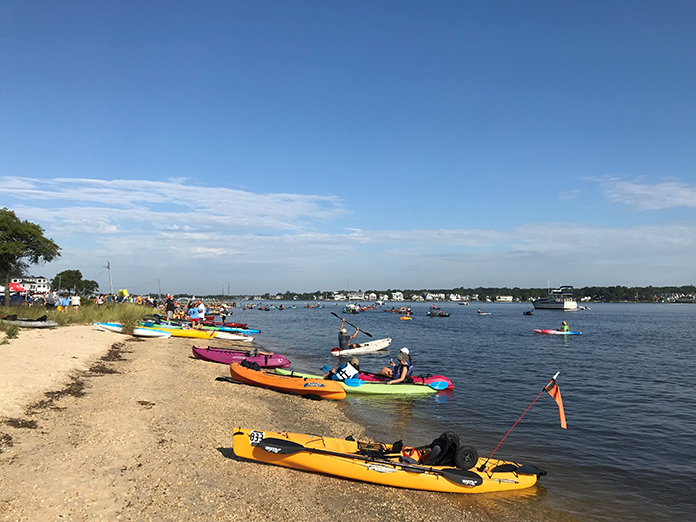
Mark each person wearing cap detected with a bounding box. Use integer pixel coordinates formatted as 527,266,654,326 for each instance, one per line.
561,320,569,332
378,348,413,384
324,358,360,381
338,318,360,351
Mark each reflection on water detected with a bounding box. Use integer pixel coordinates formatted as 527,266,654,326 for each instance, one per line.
241,302,696,521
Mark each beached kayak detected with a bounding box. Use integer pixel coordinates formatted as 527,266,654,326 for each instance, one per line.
229,363,346,400
192,346,290,368
93,322,172,338
232,428,545,493
533,329,582,335
1,315,58,328
143,319,260,335
138,324,253,341
331,338,392,357
275,369,440,395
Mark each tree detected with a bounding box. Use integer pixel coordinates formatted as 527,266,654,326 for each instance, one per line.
0,208,61,306
51,269,99,294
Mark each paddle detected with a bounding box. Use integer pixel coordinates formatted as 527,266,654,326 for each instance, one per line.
331,312,373,338
257,437,482,487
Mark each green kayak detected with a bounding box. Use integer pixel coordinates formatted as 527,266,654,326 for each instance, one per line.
274,369,438,395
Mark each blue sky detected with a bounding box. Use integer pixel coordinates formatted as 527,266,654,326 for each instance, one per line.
1,1,695,294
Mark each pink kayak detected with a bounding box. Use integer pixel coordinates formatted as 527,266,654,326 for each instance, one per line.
191,346,291,368
358,371,454,390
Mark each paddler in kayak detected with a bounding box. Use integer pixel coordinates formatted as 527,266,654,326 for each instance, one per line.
378,348,413,385
339,318,360,350
324,358,360,381
560,321,569,332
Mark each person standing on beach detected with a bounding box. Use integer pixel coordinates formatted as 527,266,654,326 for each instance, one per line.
71,292,81,311
187,303,201,327
338,318,360,350
197,300,206,321
165,295,176,320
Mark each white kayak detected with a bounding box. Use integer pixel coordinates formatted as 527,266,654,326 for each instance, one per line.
213,331,254,342
94,322,172,338
331,338,392,357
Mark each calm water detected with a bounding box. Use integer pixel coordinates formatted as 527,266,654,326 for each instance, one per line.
230,302,696,521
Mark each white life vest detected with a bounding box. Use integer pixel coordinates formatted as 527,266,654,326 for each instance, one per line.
334,363,359,381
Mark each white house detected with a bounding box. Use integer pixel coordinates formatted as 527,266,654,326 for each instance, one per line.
10,276,50,293
496,295,513,302
391,291,404,301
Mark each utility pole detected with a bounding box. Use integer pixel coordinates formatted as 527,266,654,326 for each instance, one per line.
157,278,161,301
107,261,113,295
228,281,230,295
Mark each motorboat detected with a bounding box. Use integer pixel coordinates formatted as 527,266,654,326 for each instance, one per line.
532,286,577,310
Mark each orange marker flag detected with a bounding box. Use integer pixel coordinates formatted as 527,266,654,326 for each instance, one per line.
545,372,567,429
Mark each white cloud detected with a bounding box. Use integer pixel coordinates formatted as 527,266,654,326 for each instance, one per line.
3,176,696,292
596,178,696,210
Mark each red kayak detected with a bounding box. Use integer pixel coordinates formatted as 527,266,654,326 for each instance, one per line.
359,372,454,390
192,346,290,368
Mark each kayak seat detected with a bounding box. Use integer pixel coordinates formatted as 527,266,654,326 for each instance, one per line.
421,432,459,466
240,359,261,371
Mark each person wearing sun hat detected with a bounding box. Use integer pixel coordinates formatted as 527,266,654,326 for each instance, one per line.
377,347,413,384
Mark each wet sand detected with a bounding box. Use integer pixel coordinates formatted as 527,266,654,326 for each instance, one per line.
0,327,483,521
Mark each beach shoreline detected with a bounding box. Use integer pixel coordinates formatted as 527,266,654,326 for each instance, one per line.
0,326,486,522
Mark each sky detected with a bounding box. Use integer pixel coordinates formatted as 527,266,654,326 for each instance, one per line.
1,1,695,295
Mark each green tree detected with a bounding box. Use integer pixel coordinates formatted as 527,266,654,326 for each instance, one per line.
51,269,99,294
0,208,61,306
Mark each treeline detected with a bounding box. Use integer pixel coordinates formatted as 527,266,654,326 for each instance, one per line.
198,285,696,303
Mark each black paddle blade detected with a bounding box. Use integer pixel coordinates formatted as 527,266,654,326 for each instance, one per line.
256,437,305,455
440,468,484,487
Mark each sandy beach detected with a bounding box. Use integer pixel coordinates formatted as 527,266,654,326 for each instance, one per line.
0,326,484,522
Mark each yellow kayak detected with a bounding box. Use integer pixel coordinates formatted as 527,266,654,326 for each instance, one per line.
138,325,218,339
232,428,545,493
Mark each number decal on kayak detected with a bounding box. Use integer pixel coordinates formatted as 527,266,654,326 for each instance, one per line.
303,382,326,388
249,430,265,445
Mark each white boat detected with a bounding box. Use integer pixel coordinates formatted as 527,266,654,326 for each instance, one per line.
331,338,392,357
532,286,578,310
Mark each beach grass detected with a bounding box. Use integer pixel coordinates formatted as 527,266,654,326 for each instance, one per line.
0,302,155,334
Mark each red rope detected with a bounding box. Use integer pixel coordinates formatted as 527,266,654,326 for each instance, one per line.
479,388,546,470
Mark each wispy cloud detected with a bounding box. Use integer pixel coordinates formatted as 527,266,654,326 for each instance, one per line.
596,178,696,210
2,176,696,292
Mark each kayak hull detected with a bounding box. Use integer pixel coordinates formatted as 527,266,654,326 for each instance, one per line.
230,363,346,400
192,346,290,368
331,338,392,357
533,329,582,335
93,322,172,338
1,318,58,328
359,371,454,390
275,369,437,395
232,428,542,493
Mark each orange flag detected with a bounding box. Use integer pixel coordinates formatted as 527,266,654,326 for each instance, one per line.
545,378,567,429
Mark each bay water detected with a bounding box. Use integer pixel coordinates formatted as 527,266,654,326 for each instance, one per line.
230,302,695,521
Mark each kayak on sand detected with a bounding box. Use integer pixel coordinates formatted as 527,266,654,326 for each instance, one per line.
1,315,58,328
232,428,546,493
230,362,346,400
192,346,290,368
533,329,582,335
331,338,392,357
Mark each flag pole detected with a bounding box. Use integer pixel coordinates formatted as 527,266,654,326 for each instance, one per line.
478,372,560,472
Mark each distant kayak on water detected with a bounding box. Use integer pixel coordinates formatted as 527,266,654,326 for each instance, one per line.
533,329,582,335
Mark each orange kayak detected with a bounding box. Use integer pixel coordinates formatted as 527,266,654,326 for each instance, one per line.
229,363,346,400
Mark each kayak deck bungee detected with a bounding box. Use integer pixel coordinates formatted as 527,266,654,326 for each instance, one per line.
232,428,545,493
230,363,346,400
275,369,438,395
331,338,392,357
533,329,582,335
192,346,290,368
